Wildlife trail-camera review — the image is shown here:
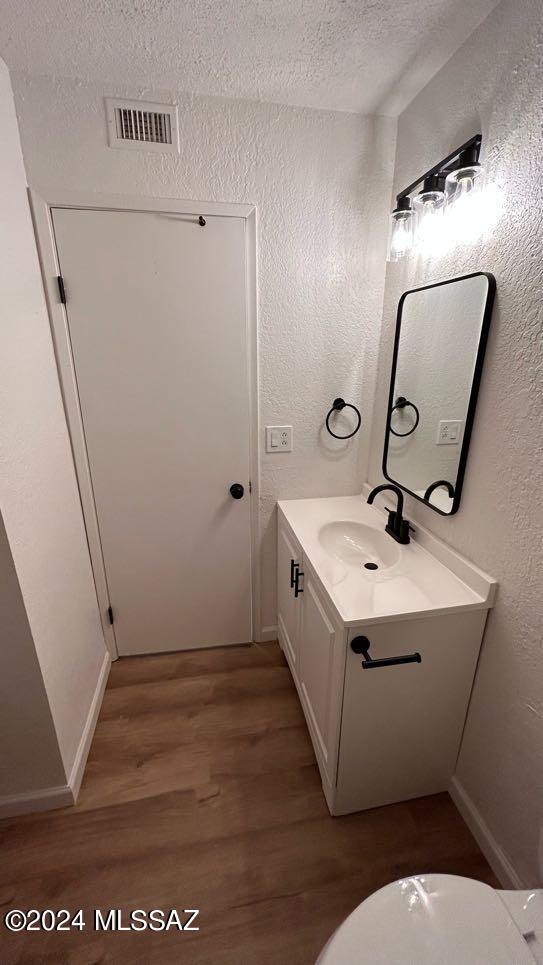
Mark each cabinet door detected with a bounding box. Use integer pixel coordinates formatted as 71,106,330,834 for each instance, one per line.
277,519,302,676
335,611,485,814
298,569,340,783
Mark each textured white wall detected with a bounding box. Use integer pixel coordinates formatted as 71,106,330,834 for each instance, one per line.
0,514,66,797
369,0,543,885
11,72,396,636
0,58,107,779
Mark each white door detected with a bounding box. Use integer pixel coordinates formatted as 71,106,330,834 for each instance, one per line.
52,207,252,656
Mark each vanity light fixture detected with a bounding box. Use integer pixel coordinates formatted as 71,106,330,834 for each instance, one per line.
387,134,489,261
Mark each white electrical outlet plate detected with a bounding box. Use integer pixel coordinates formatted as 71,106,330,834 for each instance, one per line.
266,426,293,452
436,420,463,445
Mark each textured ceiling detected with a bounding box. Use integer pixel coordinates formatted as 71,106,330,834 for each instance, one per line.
0,0,500,115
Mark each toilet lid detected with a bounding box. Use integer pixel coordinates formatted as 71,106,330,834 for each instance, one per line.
318,875,536,964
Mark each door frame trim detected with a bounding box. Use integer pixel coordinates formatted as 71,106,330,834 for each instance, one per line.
29,189,260,659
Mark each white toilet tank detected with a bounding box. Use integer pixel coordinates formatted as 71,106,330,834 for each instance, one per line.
317,874,543,964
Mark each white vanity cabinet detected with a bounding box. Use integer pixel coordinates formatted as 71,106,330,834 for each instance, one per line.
297,562,345,789
277,520,303,672
277,498,496,816
277,523,343,788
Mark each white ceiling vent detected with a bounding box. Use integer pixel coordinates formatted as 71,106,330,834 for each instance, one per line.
105,98,179,153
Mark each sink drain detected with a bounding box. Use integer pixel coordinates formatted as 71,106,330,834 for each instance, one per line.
364,562,379,570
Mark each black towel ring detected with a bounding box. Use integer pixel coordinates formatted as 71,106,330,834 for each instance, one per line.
389,396,420,437
325,398,362,440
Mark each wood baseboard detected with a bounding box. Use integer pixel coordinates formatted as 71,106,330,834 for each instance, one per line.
259,625,278,642
0,783,74,818
449,775,523,888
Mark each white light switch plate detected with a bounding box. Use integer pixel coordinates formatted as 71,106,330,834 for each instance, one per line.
436,420,463,445
266,426,293,452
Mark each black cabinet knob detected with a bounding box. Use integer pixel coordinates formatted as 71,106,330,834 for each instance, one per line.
229,483,244,499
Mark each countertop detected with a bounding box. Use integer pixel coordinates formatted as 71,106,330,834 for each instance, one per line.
278,494,497,627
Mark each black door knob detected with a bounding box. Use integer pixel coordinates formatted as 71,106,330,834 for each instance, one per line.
229,483,244,499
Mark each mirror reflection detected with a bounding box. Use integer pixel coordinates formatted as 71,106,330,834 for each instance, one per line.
384,273,495,515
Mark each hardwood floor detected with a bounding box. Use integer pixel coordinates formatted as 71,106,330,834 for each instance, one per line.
1,642,497,964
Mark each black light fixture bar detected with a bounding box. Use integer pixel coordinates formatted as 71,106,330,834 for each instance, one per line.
396,134,482,204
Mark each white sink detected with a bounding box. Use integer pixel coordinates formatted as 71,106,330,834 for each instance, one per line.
277,493,497,626
318,521,400,570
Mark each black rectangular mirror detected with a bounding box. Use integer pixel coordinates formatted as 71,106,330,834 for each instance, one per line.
383,272,496,515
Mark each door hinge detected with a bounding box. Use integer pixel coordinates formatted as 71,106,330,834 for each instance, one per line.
57,275,67,304
249,481,252,493
107,605,114,626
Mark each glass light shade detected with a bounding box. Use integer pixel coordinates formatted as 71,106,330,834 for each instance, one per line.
445,164,491,247
413,189,446,255
445,163,485,203
387,207,414,262
413,190,446,215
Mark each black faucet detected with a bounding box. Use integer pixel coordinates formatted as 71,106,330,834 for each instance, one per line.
367,484,413,545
